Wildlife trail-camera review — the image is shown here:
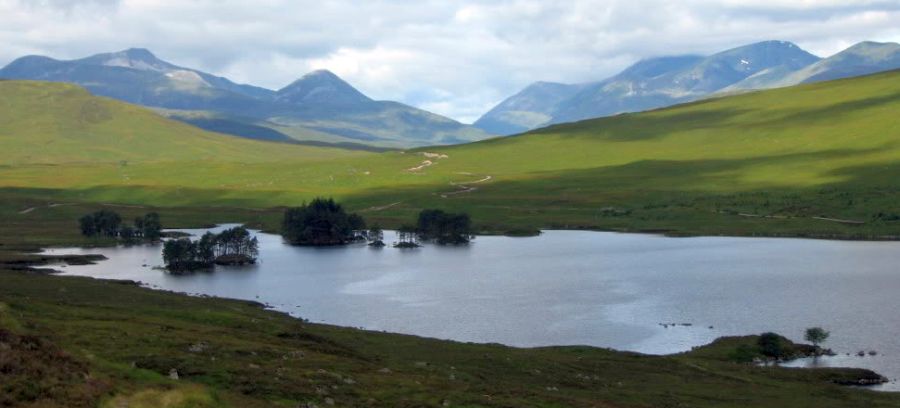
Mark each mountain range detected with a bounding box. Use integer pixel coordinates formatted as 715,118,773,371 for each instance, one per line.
476,40,900,135
3,40,898,146
0,48,490,149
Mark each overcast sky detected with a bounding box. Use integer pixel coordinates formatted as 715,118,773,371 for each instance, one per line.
1,0,899,123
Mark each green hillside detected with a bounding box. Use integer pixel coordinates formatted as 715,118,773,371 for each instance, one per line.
0,80,363,165
2,71,900,237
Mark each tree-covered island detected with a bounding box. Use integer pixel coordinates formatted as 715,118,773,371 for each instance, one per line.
162,226,258,272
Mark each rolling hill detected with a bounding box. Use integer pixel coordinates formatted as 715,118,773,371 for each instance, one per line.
0,49,490,148
2,69,900,237
4,77,900,408
0,80,363,165
478,40,899,135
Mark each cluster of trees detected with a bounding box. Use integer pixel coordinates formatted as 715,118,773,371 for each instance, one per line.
392,210,474,247
79,211,161,242
282,198,366,246
366,224,385,247
395,225,420,248
163,226,258,271
415,209,474,244
750,327,830,361
279,198,475,248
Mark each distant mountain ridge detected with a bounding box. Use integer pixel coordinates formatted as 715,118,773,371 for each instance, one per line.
0,48,490,148
476,40,900,135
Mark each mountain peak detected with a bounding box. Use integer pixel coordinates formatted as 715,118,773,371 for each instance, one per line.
302,69,340,79
840,41,900,56
80,47,173,72
119,48,158,61
277,69,371,105
717,40,812,57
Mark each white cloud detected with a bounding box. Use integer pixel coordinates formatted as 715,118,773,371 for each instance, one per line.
1,0,899,123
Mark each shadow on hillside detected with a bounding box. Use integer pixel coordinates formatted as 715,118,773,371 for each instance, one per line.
528,105,754,142
522,90,899,143
752,91,900,128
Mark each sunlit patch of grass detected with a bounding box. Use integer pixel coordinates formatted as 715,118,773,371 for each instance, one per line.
101,385,218,408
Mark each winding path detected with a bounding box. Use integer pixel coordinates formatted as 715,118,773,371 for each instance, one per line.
440,175,493,198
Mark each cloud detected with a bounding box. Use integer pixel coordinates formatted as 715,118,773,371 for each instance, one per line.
1,0,899,123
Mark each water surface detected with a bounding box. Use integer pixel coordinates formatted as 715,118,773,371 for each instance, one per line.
46,227,900,390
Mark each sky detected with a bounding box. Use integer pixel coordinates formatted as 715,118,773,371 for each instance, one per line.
1,1,899,123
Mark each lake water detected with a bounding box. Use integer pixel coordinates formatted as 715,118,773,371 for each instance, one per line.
45,226,900,391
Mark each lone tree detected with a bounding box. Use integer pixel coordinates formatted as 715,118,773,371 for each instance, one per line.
805,327,830,348
282,198,366,246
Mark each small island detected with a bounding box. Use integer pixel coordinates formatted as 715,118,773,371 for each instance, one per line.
162,226,258,272
282,198,367,246
415,209,474,244
393,209,475,248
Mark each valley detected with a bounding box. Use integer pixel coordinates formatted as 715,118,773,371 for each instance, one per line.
2,24,900,406
3,69,900,239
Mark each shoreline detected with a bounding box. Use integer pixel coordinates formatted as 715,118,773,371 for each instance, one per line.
30,231,898,393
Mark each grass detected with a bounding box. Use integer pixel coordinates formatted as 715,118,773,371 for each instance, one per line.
2,71,900,238
3,74,900,405
0,80,362,165
2,269,898,407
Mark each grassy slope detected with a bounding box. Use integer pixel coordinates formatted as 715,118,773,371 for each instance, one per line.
2,77,900,406
3,71,900,237
0,80,362,164
2,269,897,408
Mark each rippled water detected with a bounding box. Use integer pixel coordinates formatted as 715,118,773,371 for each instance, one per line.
46,226,900,391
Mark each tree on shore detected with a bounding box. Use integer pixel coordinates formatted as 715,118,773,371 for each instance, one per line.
136,213,162,240
805,327,830,348
79,210,122,237
79,210,162,241
282,198,366,246
758,332,787,358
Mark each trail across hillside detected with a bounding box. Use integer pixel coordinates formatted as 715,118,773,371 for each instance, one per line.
360,202,402,212
440,175,493,198
18,203,75,215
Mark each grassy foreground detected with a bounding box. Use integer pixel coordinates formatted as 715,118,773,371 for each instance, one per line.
2,268,898,408
2,71,900,237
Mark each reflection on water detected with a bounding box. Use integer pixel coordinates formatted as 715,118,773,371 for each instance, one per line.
46,226,900,391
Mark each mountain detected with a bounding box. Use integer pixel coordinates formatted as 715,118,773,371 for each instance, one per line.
0,49,272,113
473,81,589,135
265,70,488,145
800,41,900,83
477,40,833,134
0,80,360,165
0,49,490,148
275,70,371,105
